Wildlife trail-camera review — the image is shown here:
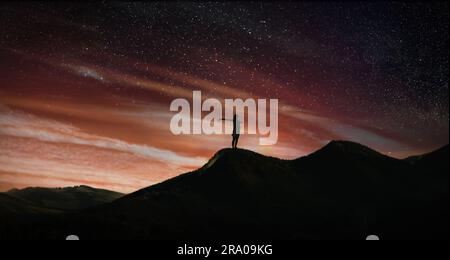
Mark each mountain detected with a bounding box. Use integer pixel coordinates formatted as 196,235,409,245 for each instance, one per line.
406,144,449,178
0,193,61,216
0,193,65,239
0,141,448,240
0,185,123,239
58,141,448,240
6,185,124,211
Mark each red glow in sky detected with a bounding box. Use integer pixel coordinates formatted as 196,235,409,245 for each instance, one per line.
0,2,448,193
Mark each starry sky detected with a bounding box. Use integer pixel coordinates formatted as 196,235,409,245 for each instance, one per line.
0,2,448,193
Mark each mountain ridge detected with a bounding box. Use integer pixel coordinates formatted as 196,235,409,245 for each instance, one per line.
84,140,448,240
0,140,448,240
5,185,124,211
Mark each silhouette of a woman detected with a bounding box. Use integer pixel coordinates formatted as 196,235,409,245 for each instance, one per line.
232,114,240,149
222,114,240,149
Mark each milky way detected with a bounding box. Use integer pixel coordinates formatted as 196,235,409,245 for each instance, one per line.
0,2,448,192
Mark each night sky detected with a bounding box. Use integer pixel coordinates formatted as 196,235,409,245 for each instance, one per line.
0,2,448,192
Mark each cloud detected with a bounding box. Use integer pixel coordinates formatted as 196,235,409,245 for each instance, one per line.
282,105,411,152
0,47,414,158
0,107,207,167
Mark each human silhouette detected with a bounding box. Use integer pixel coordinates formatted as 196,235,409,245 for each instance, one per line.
222,114,240,149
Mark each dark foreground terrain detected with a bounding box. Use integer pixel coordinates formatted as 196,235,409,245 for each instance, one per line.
1,141,448,240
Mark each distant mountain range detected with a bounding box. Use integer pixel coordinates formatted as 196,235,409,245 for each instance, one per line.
0,185,123,239
5,185,123,211
0,141,448,240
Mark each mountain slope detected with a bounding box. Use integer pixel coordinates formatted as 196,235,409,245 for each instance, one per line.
1,141,448,240
0,193,64,240
6,185,123,210
0,193,60,216
68,141,448,240
406,144,449,178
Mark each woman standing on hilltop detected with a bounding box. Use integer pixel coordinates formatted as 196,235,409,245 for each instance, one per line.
222,114,240,149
